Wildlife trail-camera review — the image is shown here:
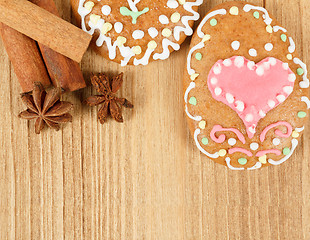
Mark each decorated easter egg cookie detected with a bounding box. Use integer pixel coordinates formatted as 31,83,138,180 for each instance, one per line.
184,1,309,170
71,0,203,66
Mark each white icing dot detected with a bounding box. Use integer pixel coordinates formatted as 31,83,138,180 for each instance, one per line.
223,59,232,67
132,30,144,39
250,143,259,151
234,56,244,68
259,110,266,117
247,61,255,70
226,93,234,104
210,77,217,85
213,64,222,75
248,125,256,134
265,43,274,51
249,48,257,57
263,62,270,70
276,94,286,103
283,86,293,94
159,15,169,24
282,63,289,70
273,138,281,146
235,101,245,112
245,114,254,122
256,66,264,76
167,0,179,8
214,87,222,96
231,41,240,50
228,138,237,146
148,27,158,38
288,74,296,82
114,22,123,33
101,5,111,15
269,57,277,66
268,100,276,108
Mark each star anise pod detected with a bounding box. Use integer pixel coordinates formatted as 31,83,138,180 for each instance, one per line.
84,73,133,124
18,82,73,134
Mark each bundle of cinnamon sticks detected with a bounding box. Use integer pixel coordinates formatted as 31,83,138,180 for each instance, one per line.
0,0,92,93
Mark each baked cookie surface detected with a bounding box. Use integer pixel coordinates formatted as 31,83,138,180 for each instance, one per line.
184,1,310,170
71,0,203,66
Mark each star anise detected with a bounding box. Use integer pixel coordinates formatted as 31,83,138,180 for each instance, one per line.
18,82,73,134
84,73,133,124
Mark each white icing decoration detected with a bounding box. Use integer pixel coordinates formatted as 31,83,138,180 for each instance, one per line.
153,39,180,60
288,37,296,53
197,9,227,39
101,5,111,16
231,41,240,50
114,22,123,33
301,96,310,109
194,129,219,158
185,105,202,121
133,48,155,66
272,138,280,146
184,82,195,103
268,139,298,165
243,4,272,25
273,26,287,32
167,0,179,9
248,162,262,170
187,42,204,75
250,143,259,151
148,27,158,38
127,0,141,12
174,0,203,41
159,15,169,24
132,30,144,39
249,48,257,57
294,58,309,88
264,43,273,51
228,138,236,146
295,127,304,132
225,157,244,170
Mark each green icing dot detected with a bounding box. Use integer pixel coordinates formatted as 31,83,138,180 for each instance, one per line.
297,68,304,75
283,147,291,156
238,158,247,165
281,34,287,42
210,18,217,26
298,111,307,118
189,97,197,106
201,138,209,145
195,52,202,61
253,11,260,19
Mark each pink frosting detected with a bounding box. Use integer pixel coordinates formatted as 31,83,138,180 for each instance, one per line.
210,125,246,144
256,149,282,157
260,121,293,142
229,148,253,157
207,56,295,139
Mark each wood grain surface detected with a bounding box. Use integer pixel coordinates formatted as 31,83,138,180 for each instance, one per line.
0,0,309,239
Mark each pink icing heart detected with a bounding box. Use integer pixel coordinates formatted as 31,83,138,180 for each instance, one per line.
207,56,296,138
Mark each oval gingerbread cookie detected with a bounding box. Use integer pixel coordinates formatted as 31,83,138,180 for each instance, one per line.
71,0,203,66
184,1,309,170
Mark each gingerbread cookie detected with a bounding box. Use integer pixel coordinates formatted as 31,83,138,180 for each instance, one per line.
184,2,309,170
71,0,203,66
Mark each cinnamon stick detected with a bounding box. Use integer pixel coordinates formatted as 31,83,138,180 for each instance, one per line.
0,0,92,63
29,0,87,92
0,23,51,93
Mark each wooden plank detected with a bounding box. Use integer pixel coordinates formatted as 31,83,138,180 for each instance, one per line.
0,0,309,239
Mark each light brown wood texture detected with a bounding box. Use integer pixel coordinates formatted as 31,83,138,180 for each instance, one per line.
0,0,92,62
0,0,309,239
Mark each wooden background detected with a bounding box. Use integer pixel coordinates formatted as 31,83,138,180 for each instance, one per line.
0,0,309,239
